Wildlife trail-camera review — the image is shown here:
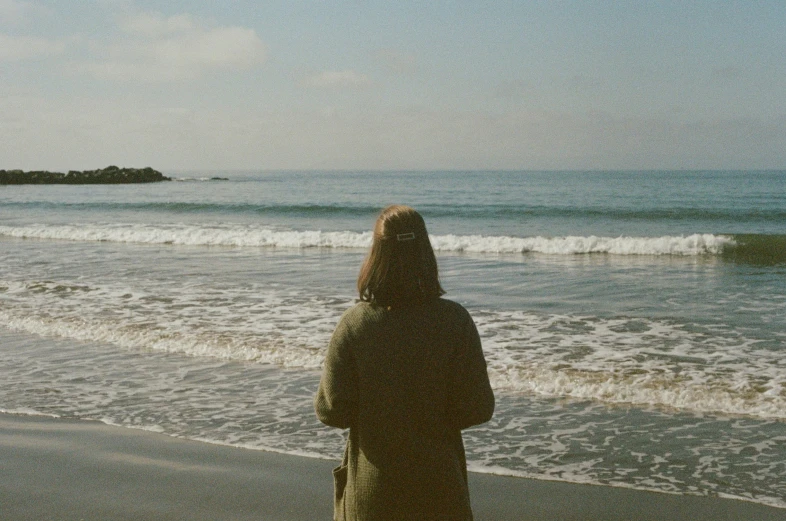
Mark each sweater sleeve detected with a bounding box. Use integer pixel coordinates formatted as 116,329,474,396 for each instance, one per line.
314,311,358,429
448,313,495,430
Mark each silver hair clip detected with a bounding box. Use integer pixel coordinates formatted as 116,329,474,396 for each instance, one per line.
396,232,416,241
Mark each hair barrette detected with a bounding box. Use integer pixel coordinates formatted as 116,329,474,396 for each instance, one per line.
396,232,416,241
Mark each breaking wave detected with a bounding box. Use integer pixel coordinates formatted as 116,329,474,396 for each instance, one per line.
0,223,744,257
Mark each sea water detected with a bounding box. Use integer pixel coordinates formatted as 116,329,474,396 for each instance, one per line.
1,170,785,508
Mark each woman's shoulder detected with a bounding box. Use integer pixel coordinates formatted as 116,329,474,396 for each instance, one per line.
338,301,385,325
339,298,472,324
433,297,472,318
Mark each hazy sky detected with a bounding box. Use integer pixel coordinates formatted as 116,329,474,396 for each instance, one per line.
2,0,784,171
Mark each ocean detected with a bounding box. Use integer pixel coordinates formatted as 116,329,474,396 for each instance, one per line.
1,170,785,508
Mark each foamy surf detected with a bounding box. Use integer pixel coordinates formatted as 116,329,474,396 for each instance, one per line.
1,277,783,420
430,233,733,255
0,224,734,256
474,311,786,420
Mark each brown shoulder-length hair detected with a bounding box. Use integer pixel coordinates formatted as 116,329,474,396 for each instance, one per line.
357,205,445,307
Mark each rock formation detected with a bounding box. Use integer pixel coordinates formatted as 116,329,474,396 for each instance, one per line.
0,166,171,184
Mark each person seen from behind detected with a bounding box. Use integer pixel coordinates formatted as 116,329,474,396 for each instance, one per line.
315,204,495,520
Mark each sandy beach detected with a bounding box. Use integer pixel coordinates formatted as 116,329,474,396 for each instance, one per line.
1,413,783,521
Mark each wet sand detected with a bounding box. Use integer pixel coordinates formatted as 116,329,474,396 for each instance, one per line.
1,413,783,520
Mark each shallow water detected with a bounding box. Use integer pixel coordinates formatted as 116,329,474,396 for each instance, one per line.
1,170,785,507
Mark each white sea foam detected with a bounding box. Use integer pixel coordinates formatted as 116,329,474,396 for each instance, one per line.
0,224,734,256
467,462,786,510
431,233,733,255
0,407,60,418
474,311,786,420
0,279,344,369
1,277,783,420
0,223,372,250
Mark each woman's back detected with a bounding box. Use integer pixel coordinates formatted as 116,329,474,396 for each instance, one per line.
316,299,494,520
315,205,494,520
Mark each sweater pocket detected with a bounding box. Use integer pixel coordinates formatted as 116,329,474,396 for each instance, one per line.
332,463,348,520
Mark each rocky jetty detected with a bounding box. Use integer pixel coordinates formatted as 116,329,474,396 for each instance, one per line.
0,166,171,185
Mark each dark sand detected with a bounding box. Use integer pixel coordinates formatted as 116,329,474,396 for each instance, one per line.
1,414,783,520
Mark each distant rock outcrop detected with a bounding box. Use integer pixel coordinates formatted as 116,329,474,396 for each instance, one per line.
0,166,171,185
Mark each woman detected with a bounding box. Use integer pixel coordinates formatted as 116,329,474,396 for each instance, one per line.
314,205,495,521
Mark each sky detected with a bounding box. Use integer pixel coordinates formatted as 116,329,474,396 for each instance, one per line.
1,0,785,171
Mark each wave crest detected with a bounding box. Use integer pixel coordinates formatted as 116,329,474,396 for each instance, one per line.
431,233,732,255
0,224,736,256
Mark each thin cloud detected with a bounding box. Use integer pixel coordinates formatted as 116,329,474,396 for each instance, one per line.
0,33,65,61
711,66,742,81
493,79,530,100
0,0,48,22
120,11,196,36
374,49,417,75
81,11,267,82
300,70,372,88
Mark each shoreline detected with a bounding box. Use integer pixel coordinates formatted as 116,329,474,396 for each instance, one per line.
1,413,783,520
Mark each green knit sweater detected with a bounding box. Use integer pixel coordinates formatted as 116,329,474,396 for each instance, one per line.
315,299,495,521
